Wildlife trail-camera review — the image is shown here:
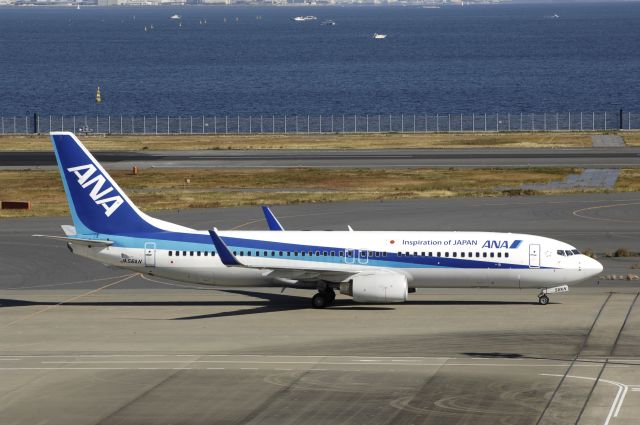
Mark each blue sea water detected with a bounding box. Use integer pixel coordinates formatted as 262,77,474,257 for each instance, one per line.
0,3,639,116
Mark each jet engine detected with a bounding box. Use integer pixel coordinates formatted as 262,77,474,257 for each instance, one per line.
340,273,408,303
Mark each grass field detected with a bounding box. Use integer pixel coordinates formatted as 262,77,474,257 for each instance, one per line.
0,167,593,218
0,132,600,151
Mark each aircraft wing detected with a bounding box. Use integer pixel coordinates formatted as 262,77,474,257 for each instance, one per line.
261,206,285,231
209,228,357,283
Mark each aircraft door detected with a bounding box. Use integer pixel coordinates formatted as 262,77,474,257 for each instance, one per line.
357,249,369,264
529,244,540,268
144,242,156,267
345,249,356,264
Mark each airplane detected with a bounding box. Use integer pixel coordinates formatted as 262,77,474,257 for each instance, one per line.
36,132,603,308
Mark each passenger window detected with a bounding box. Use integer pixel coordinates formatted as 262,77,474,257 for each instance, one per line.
263,251,268,256
204,252,208,256
469,252,472,257
453,252,457,258
428,252,432,257
190,251,194,256
169,251,173,257
497,252,502,258
475,252,480,258
212,251,216,257
197,251,201,256
247,251,252,256
445,252,449,257
461,252,465,258
505,253,509,258
405,251,410,256
240,251,244,256
339,252,344,257
323,251,328,256
271,251,275,257
490,252,494,258
294,251,298,256
279,251,283,257
557,250,565,256
437,252,441,257
302,251,306,256
183,251,187,256
175,251,179,256
330,251,335,257
256,251,260,257
483,252,487,258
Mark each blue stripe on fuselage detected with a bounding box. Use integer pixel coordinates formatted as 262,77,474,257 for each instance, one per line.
87,231,539,270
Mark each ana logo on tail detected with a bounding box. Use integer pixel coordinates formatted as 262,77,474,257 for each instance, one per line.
67,164,124,217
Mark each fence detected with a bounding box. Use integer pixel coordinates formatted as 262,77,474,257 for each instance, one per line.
2,112,639,135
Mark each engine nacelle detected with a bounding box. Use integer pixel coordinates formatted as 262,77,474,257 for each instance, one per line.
340,273,408,303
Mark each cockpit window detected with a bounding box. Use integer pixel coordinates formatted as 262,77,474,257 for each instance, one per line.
557,250,565,256
565,250,573,256
572,249,580,255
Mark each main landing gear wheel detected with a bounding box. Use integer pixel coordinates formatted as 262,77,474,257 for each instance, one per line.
312,292,328,309
326,289,336,304
538,295,549,305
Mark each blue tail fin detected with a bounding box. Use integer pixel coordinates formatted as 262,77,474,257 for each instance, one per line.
51,132,192,236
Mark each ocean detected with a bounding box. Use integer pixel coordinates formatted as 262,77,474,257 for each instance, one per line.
0,3,639,116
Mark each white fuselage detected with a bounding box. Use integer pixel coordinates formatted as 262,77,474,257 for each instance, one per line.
70,230,603,290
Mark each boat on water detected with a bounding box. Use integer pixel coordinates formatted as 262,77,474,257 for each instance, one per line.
170,14,181,20
294,16,317,22
373,33,387,39
321,20,336,26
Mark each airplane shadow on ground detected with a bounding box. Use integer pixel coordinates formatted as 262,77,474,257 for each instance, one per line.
0,290,543,320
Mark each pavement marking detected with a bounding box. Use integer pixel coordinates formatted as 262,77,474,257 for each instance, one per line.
572,202,640,223
540,373,640,425
38,360,612,367
1,273,139,328
5,273,135,290
0,354,450,360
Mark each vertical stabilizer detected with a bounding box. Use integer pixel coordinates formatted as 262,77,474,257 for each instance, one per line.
50,132,194,236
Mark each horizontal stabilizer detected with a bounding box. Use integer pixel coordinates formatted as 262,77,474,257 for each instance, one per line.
32,234,113,246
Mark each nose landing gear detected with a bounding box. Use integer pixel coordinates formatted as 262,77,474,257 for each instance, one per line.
537,285,569,305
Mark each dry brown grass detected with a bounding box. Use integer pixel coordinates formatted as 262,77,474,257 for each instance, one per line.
622,132,640,146
616,169,640,191
0,167,573,218
0,132,593,151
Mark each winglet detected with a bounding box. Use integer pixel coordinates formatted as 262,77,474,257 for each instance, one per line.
209,228,242,266
261,206,285,231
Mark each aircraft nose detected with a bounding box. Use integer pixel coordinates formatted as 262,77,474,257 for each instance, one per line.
584,256,603,276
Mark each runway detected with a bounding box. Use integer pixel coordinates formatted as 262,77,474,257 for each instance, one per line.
3,147,640,169
1,194,640,425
